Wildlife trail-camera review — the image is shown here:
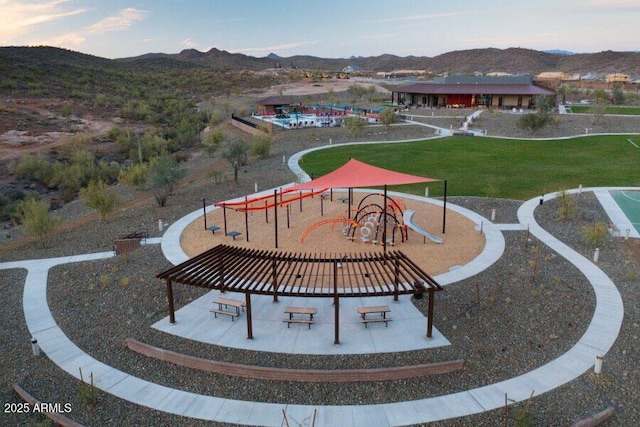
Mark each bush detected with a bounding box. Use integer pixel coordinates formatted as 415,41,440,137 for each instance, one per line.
343,116,366,137
119,163,149,190
556,189,577,221
581,222,609,247
16,197,60,247
9,154,54,185
516,112,553,136
79,180,120,221
251,134,271,159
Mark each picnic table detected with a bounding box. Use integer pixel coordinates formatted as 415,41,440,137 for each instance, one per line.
357,305,392,327
283,306,317,329
210,297,245,321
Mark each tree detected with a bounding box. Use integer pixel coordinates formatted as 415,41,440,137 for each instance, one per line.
379,108,398,130
221,139,249,182
589,89,609,123
251,134,272,159
516,112,553,136
533,94,555,113
148,155,186,207
80,180,120,221
16,197,60,247
343,116,366,137
612,83,625,105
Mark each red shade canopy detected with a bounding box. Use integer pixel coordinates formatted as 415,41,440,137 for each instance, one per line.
290,158,440,191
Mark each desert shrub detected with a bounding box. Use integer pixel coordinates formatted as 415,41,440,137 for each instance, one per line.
251,134,271,159
581,222,609,247
556,189,577,220
119,163,149,190
10,154,54,185
379,108,398,129
203,127,226,155
79,180,120,221
16,197,60,247
343,116,366,137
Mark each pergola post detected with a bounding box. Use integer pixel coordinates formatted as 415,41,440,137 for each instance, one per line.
245,291,253,340
166,278,175,324
333,260,340,345
393,256,399,302
427,288,435,338
272,259,279,303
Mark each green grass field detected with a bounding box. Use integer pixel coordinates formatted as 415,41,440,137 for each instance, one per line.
569,105,640,115
299,135,640,200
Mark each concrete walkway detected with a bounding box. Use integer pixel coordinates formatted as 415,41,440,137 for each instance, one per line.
1,186,628,426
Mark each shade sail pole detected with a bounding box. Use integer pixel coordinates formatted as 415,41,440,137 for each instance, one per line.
334,260,340,345
202,198,207,230
442,180,447,234
274,189,279,249
244,196,249,242
383,185,388,253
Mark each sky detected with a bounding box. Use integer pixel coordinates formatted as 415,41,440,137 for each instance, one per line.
1,0,639,59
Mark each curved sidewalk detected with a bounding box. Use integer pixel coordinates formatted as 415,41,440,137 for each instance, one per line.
2,188,625,426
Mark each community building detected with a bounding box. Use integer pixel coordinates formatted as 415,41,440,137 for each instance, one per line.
391,76,555,109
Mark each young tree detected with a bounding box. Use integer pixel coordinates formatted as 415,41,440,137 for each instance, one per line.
148,155,186,207
79,180,120,221
379,108,398,130
516,113,553,136
343,116,366,137
251,134,272,159
16,197,60,247
221,139,249,182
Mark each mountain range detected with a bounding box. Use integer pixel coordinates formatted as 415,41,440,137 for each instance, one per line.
2,46,639,77
117,46,640,76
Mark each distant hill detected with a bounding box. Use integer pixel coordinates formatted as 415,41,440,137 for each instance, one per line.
116,46,640,76
2,46,640,80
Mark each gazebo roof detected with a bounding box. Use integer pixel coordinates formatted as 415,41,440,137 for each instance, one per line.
157,244,442,298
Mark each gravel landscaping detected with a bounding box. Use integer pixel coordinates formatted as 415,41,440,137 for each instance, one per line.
1,111,638,426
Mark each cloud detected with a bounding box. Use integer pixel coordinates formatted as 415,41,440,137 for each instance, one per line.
0,0,87,43
359,12,467,24
182,38,197,49
232,41,318,56
85,8,148,35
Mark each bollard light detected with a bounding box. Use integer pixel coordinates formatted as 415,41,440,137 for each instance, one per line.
31,338,40,356
625,229,630,240
491,208,496,221
593,248,600,263
158,219,163,232
594,355,603,374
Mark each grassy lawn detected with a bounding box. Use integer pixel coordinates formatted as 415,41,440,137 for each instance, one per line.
569,105,640,115
299,135,640,200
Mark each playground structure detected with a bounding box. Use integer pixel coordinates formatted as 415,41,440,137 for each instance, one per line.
300,193,443,246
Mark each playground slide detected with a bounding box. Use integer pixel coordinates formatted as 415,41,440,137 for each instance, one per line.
403,210,443,244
